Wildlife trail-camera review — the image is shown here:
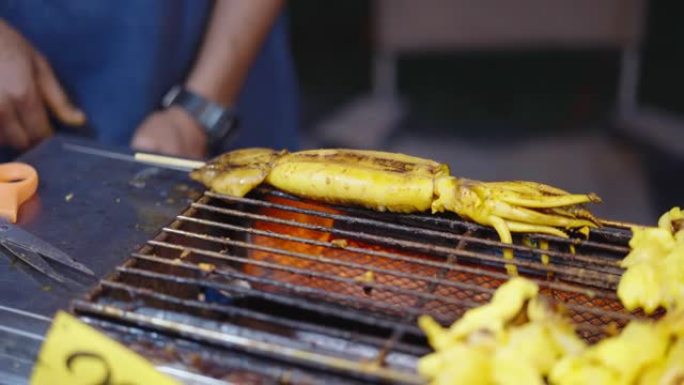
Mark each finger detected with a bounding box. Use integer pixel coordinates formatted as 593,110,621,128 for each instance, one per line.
131,131,161,153
168,107,206,158
33,53,86,126
166,125,191,157
13,83,53,143
179,124,207,159
142,121,188,157
0,96,30,149
131,117,166,153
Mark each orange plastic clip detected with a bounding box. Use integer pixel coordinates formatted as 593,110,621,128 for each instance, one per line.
0,163,39,223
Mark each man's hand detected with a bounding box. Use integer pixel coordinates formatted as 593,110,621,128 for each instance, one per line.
0,20,85,150
130,106,207,158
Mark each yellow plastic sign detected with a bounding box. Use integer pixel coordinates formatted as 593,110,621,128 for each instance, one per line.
31,311,180,385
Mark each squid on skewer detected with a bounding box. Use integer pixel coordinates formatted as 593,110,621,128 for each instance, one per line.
191,148,601,275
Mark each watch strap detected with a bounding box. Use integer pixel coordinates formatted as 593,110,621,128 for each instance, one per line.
162,85,237,146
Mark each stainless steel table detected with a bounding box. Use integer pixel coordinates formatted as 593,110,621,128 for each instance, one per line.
0,135,195,383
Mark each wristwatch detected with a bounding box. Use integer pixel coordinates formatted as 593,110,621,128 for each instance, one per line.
162,85,238,147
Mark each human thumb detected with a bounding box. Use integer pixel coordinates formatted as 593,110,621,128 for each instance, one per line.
34,53,86,126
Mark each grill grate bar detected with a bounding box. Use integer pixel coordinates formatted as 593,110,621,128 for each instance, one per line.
72,300,424,385
154,233,484,309
375,232,472,368
79,316,374,385
209,189,630,256
196,195,626,274
137,242,463,323
123,257,426,336
198,201,625,271
143,238,635,335
564,303,634,322
99,280,430,356
189,203,623,289
286,190,634,249
256,188,636,247
164,225,492,300
175,215,621,300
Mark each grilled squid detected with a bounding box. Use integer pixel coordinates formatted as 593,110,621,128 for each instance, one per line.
190,148,601,275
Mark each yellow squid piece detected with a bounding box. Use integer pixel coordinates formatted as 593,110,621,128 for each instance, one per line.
618,207,684,313
191,148,601,275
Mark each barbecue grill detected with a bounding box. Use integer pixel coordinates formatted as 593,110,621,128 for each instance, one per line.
71,182,646,384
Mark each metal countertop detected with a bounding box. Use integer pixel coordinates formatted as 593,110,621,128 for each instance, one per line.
0,135,198,383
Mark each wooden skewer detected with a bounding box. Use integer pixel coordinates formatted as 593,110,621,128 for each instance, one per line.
134,153,206,171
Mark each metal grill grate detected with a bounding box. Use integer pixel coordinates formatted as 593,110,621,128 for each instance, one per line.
72,188,645,384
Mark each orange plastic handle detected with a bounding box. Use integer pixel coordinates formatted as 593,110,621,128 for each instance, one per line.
0,162,39,223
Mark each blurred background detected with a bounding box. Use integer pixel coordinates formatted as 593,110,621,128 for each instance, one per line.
286,0,683,225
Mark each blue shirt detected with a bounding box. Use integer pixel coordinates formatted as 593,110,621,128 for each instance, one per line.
0,0,299,151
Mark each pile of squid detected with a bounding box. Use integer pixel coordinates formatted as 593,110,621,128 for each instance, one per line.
191,148,601,275
419,277,684,385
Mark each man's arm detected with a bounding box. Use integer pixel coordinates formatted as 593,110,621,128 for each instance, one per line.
188,0,284,106
131,0,284,158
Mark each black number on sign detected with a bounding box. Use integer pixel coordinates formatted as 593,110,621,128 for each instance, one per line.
66,352,134,385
